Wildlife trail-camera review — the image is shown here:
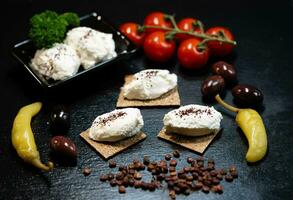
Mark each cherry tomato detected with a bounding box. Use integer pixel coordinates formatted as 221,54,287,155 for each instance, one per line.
119,22,145,47
144,12,172,33
177,38,209,69
206,26,235,57
143,31,176,62
176,18,201,41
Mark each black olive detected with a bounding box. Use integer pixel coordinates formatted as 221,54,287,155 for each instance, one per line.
232,84,263,106
212,61,237,83
201,75,225,98
50,105,70,134
50,136,77,158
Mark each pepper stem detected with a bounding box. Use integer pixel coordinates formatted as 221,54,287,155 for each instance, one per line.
31,159,54,171
215,94,240,113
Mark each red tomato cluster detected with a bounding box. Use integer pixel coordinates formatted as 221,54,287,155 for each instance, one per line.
119,12,235,70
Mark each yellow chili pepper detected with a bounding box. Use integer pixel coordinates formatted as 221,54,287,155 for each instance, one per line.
215,95,268,163
12,102,53,171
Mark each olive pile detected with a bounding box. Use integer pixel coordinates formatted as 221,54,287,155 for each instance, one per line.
49,105,77,161
201,61,263,107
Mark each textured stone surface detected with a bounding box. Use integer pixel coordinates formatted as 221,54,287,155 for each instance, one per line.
0,0,292,199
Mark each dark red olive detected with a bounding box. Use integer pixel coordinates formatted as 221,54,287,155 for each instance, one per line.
50,136,77,158
50,105,70,134
201,75,225,98
212,61,237,83
232,84,263,106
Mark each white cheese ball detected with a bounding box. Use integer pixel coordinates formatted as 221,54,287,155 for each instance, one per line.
89,108,144,142
64,27,117,69
31,43,80,81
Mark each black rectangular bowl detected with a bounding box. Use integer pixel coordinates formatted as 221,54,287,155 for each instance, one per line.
12,12,138,89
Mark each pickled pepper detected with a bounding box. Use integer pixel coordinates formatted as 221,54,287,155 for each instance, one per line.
215,95,268,162
12,102,53,171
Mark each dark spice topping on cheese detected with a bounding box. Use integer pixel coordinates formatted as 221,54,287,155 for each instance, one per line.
175,107,212,118
96,111,127,125
144,70,159,78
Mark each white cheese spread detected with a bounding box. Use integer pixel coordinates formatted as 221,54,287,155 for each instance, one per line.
123,69,177,100
89,108,144,142
163,104,222,136
31,43,80,81
64,27,117,69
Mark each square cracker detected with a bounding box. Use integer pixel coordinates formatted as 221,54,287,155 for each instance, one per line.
80,130,147,159
116,75,180,107
157,128,220,154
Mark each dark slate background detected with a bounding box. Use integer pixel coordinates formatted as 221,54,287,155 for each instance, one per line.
0,0,292,199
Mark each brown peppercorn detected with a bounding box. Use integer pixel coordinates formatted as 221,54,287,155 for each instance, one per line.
118,185,126,193
219,169,227,175
202,185,210,193
173,150,180,158
128,178,135,187
186,175,193,181
225,174,234,182
207,163,215,171
116,180,123,186
210,170,218,177
134,172,142,180
109,160,116,168
229,165,237,172
170,171,177,177
165,154,172,161
192,172,198,180
109,179,117,187
141,181,148,190
170,159,177,167
212,178,220,185
212,185,223,193
216,174,223,180
118,165,127,171
174,186,181,194
83,167,91,176
169,190,176,199
194,182,203,190
108,173,114,180
143,156,150,165
203,179,212,186
148,182,156,191
122,176,129,187
198,176,203,182
187,157,194,164
231,171,238,178
157,174,166,181
134,181,141,188
169,166,176,172
115,172,124,180
183,188,191,195
100,174,108,182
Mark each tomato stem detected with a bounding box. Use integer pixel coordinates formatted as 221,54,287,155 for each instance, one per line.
142,25,237,46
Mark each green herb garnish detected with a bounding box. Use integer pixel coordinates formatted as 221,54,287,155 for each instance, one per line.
29,10,80,49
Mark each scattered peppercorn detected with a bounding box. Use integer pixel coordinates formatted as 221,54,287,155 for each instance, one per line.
119,185,126,193
83,167,91,176
143,156,150,165
99,153,238,199
187,157,193,164
225,174,234,182
173,150,180,158
109,159,116,168
165,154,172,161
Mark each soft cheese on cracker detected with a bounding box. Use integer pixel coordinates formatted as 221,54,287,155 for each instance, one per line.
123,69,177,100
163,104,222,136
89,108,144,142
